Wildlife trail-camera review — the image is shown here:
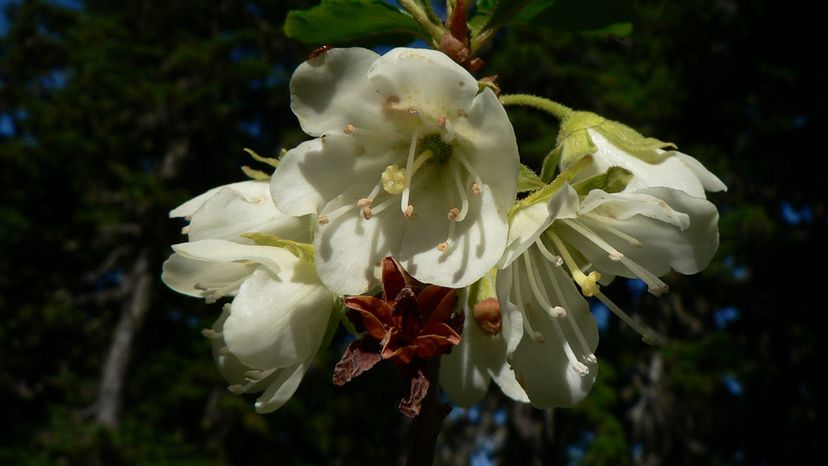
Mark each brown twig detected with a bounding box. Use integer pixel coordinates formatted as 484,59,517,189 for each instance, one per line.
406,357,451,466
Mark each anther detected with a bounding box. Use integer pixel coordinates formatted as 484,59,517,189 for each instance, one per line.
609,251,624,261
585,354,597,364
227,384,246,394
408,108,418,116
362,207,373,220
573,361,590,376
472,183,482,195
181,226,190,234
438,116,447,127
552,306,567,318
357,198,373,208
437,242,448,252
218,346,231,356
448,207,460,221
404,205,415,219
344,123,355,134
317,215,329,225
244,370,264,382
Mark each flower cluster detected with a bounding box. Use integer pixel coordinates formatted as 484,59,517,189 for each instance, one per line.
163,47,724,415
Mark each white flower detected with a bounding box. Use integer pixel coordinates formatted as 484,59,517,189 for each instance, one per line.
162,180,309,300
504,181,720,344
557,111,727,198
270,47,519,294
162,180,336,413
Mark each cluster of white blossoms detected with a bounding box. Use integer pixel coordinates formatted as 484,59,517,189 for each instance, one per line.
163,47,725,414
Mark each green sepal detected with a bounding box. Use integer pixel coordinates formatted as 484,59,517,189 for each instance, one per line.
517,164,545,193
539,145,562,183
243,147,279,168
572,166,633,195
598,119,676,163
510,154,593,216
240,233,315,264
240,165,270,181
558,111,676,167
556,111,603,167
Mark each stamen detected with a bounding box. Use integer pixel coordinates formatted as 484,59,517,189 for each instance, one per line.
537,250,595,361
437,242,448,251
400,132,418,215
522,253,590,376
534,237,564,266
454,151,483,195
362,207,372,220
404,205,415,219
584,216,642,247
319,202,358,225
438,221,457,252
563,220,669,296
344,123,355,134
181,226,190,235
511,260,545,343
368,197,398,216
317,215,329,225
438,116,446,127
594,291,660,345
548,232,602,297
449,162,470,221
218,346,231,356
448,208,460,220
357,198,372,208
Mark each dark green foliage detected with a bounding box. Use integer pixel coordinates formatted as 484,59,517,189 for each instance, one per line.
0,1,820,465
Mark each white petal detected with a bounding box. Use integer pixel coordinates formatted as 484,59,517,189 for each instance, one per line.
673,151,727,192
170,180,255,218
314,201,401,294
270,134,394,217
171,239,290,275
457,88,519,213
440,315,494,407
223,265,333,370
161,252,255,298
441,298,528,406
564,187,720,277
254,359,312,413
579,189,690,230
290,47,384,137
506,251,599,408
499,184,579,268
367,48,478,118
398,167,507,289
582,129,710,198
188,181,310,243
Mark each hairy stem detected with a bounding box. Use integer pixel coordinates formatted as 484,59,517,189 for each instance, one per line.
500,94,573,120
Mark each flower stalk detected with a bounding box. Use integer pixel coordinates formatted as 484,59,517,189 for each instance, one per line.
406,357,450,466
500,94,573,120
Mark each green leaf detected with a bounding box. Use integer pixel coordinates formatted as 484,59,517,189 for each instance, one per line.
240,233,315,263
285,0,427,45
517,164,546,193
572,166,633,195
516,0,634,35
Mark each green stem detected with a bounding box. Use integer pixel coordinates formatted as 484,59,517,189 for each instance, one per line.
398,0,446,45
499,94,573,120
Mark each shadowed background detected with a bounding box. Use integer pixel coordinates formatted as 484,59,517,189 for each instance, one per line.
0,0,821,464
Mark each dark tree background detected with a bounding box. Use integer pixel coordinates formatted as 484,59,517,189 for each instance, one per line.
0,0,821,465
